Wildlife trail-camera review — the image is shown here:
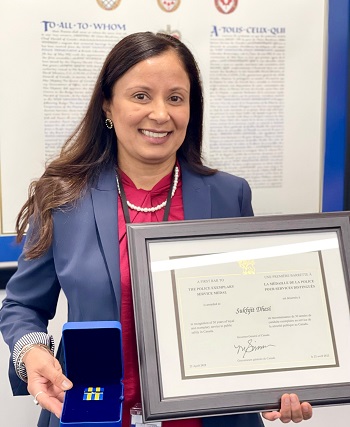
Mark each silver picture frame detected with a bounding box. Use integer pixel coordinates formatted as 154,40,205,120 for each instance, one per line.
127,212,350,422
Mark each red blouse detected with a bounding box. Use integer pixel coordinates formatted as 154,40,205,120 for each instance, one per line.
117,167,202,427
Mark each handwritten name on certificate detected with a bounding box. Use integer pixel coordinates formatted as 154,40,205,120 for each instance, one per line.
172,251,337,378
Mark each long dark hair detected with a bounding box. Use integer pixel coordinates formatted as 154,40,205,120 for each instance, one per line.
17,32,215,258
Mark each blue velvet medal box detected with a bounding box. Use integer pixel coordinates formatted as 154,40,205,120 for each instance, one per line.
60,321,123,427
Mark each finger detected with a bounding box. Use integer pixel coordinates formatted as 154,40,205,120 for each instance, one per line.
289,394,303,423
279,394,292,423
301,402,313,420
33,390,64,419
262,411,281,421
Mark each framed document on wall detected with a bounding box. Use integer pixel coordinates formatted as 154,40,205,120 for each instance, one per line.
127,212,350,422
1,0,349,247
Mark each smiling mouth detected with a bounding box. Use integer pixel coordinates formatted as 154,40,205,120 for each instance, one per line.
141,129,170,138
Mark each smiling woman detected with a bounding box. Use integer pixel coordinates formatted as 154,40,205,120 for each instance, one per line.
103,50,191,189
0,32,312,427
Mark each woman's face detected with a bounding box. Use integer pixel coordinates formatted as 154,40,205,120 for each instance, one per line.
104,50,190,171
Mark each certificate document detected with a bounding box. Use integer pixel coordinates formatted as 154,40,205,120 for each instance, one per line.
171,251,337,378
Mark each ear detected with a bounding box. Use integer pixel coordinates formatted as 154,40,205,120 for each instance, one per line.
102,99,111,118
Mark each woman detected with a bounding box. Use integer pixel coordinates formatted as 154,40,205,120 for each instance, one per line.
0,32,312,427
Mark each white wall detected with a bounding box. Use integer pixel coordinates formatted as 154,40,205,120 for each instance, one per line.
0,290,67,426
1,289,350,426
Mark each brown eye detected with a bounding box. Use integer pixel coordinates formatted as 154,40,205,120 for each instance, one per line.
170,95,182,103
134,93,148,101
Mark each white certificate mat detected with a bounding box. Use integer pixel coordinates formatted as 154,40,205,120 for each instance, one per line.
150,233,346,398
127,214,350,422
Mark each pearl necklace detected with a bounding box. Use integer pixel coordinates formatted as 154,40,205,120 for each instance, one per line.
116,166,179,213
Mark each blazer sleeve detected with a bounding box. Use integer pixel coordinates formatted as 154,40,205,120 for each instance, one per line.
0,225,61,395
240,177,254,217
204,171,254,219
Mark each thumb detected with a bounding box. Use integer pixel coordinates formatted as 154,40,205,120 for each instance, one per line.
56,374,73,391
40,359,73,391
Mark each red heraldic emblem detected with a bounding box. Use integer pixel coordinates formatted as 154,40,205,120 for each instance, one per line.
215,0,238,14
157,0,181,13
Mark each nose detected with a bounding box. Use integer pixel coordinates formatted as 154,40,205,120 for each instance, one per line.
148,99,170,124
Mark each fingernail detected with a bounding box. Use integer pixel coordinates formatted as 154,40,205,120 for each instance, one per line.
273,414,280,421
290,394,297,404
62,380,71,390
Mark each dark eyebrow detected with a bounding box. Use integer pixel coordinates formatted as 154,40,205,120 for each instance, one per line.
125,85,189,93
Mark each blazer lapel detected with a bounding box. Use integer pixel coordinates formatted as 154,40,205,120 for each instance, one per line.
91,167,121,317
90,163,211,316
181,162,211,220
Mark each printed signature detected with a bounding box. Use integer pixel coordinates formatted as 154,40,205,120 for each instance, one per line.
234,339,275,359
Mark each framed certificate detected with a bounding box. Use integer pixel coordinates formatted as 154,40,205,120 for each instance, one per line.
127,213,350,422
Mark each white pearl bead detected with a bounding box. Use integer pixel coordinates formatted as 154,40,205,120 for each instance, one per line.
116,166,179,213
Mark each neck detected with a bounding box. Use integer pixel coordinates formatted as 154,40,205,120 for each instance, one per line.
117,159,176,190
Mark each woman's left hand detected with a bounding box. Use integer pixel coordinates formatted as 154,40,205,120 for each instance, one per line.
262,394,312,423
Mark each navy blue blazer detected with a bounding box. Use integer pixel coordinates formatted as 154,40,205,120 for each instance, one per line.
0,163,263,427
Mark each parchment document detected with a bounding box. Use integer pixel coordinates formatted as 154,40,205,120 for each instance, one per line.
171,251,337,378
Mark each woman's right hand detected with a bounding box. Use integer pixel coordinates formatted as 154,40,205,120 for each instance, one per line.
23,345,73,418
